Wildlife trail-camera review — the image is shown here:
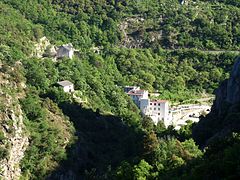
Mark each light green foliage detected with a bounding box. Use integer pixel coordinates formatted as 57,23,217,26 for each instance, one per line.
113,48,237,101
133,160,152,180
0,0,240,179
181,139,203,159
20,94,74,179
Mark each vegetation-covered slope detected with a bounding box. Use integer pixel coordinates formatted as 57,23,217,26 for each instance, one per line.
0,0,240,179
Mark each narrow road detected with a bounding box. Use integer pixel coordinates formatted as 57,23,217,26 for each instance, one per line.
164,49,240,54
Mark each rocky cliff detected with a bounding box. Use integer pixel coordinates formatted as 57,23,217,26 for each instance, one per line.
214,57,240,115
193,57,240,146
0,61,29,179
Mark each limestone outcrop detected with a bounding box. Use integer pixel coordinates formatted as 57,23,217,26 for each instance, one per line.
213,57,240,115
32,37,76,60
0,62,29,180
193,57,240,146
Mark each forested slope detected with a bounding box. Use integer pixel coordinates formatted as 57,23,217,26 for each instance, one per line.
0,0,240,179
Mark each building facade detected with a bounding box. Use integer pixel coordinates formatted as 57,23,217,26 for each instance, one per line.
144,100,171,126
127,87,148,107
125,86,172,126
56,43,74,59
57,80,74,93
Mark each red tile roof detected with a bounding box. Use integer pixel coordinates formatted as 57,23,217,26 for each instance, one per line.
150,99,168,103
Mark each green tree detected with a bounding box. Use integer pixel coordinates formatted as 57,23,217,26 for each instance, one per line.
133,160,153,180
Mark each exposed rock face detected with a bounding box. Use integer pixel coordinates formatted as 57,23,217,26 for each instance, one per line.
213,57,240,114
119,17,162,48
32,36,51,58
0,62,29,180
226,58,240,104
213,79,228,115
32,37,76,60
193,57,240,146
0,101,29,180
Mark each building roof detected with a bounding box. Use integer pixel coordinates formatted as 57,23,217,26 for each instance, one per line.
150,99,168,103
60,43,74,51
57,80,73,87
127,92,144,96
135,89,145,93
127,89,146,95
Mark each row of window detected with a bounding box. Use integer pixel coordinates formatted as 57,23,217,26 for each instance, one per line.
147,113,161,116
149,107,160,111
150,103,161,106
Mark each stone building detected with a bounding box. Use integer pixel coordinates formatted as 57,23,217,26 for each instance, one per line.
56,43,74,59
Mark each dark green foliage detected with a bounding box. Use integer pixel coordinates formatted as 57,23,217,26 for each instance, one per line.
177,120,194,140
20,94,73,179
0,130,5,143
48,103,143,179
0,147,8,160
176,133,240,180
21,94,46,121
0,0,240,179
142,116,155,132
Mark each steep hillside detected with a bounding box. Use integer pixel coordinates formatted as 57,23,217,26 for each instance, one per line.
0,59,28,179
0,3,75,179
193,57,240,145
0,0,240,179
173,57,240,179
120,0,240,49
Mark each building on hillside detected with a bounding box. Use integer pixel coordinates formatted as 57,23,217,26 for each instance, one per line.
125,86,172,126
124,86,140,93
126,87,148,107
56,43,75,59
141,99,171,126
57,80,74,93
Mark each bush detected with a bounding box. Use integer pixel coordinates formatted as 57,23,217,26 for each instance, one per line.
0,130,5,143
0,147,8,160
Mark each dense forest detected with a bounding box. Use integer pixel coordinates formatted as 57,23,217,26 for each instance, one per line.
0,0,240,179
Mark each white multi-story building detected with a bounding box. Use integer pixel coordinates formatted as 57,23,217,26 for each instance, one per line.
125,86,172,126
143,100,171,126
126,87,148,108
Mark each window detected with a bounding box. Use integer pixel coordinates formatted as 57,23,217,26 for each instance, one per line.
150,103,152,105
154,103,156,105
154,108,156,110
158,108,160,110
158,103,161,106
158,113,160,115
150,108,152,110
